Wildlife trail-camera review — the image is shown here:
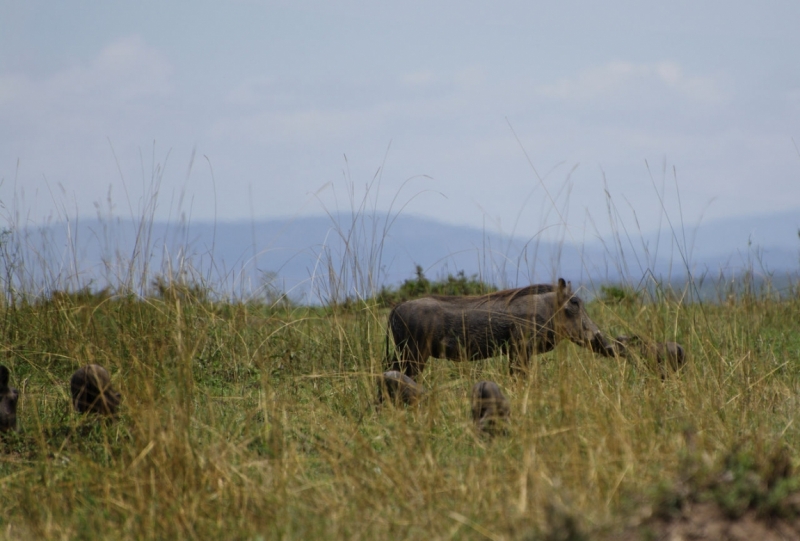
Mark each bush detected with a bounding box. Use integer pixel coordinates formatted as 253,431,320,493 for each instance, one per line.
600,284,640,306
375,265,496,306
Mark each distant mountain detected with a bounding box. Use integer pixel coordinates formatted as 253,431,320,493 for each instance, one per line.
681,209,800,273
690,209,800,255
8,209,799,302
615,208,800,279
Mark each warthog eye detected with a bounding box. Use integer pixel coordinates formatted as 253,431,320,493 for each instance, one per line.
565,296,580,315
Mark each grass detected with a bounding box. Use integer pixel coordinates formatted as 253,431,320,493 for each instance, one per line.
1,282,799,540
1,150,799,539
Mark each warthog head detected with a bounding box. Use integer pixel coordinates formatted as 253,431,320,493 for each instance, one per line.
554,279,612,356
377,371,425,406
0,365,19,433
471,381,510,437
70,364,121,416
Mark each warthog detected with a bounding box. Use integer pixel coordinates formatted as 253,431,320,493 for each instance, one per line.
377,370,425,406
70,364,121,415
386,278,613,377
0,365,19,433
471,381,510,437
613,335,686,375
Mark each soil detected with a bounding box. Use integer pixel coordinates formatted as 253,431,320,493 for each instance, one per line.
618,497,800,541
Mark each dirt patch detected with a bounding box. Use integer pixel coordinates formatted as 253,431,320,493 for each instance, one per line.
619,498,800,540
613,440,800,541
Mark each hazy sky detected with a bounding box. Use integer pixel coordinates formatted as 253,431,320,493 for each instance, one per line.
2,1,799,241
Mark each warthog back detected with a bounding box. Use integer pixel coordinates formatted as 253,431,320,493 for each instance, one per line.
70,364,122,415
377,371,425,406
471,381,510,436
0,365,19,433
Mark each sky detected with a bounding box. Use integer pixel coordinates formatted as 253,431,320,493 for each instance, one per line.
1,1,799,243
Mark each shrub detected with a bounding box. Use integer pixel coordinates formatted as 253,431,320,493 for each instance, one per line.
375,265,496,306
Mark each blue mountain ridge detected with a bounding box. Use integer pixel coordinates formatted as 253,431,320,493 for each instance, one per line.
9,209,799,302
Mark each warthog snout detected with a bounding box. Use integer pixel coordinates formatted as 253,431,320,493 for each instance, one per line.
377,371,425,406
471,381,510,437
0,365,19,433
588,330,614,356
70,364,122,415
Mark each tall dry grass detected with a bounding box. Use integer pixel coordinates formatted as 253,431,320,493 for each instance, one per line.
2,288,800,540
0,151,799,539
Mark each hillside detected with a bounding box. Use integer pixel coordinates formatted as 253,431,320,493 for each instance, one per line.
7,209,799,302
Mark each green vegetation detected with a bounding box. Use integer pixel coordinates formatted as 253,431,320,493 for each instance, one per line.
599,284,640,306
1,272,800,539
375,265,496,306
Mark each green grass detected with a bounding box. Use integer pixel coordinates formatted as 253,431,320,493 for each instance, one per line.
1,286,799,539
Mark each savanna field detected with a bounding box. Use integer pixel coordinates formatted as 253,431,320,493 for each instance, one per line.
2,277,800,540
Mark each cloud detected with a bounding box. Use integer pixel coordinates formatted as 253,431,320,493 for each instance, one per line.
2,32,796,239
536,61,727,106
0,35,174,121
224,77,285,107
212,65,494,148
395,67,486,89
0,36,181,224
90,36,174,100
209,108,377,146
787,88,800,113
0,74,28,106
400,70,438,87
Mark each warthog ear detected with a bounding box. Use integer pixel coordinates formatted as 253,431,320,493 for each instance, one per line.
558,277,566,290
